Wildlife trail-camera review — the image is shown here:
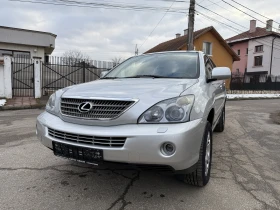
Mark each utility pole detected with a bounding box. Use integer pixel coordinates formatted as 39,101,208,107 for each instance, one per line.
135,44,139,55
187,0,195,51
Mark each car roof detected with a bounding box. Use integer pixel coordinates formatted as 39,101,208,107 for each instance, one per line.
143,50,202,56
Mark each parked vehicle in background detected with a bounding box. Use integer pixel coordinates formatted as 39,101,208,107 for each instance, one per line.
36,51,231,187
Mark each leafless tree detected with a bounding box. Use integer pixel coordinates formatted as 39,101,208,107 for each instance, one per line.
62,50,91,66
111,57,123,67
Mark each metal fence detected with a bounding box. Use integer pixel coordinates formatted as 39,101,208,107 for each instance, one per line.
42,56,114,96
230,73,280,90
10,56,115,97
12,56,34,97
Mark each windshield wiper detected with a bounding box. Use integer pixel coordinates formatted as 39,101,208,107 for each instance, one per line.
124,75,171,78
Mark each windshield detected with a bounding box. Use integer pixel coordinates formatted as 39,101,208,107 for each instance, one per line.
104,52,199,79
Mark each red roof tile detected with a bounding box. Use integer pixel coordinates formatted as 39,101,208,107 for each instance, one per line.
145,27,212,54
145,26,240,61
226,27,280,43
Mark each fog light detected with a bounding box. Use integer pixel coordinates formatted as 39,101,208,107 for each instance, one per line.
161,142,176,156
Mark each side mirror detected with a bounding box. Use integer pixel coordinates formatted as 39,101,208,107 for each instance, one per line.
211,67,231,80
100,70,110,78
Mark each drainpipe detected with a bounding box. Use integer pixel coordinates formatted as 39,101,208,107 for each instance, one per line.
269,37,277,76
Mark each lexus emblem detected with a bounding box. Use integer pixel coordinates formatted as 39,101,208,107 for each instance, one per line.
78,102,93,113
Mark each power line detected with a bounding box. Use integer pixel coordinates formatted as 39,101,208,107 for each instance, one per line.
203,0,222,8
138,0,179,51
221,0,279,31
196,3,247,29
195,0,280,48
229,0,280,25
196,11,244,33
196,10,280,50
9,0,187,13
203,0,251,21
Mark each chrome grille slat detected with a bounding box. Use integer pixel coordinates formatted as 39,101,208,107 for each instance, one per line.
60,98,135,120
48,128,126,147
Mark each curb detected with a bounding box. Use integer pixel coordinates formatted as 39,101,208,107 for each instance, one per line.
227,97,280,101
0,104,46,111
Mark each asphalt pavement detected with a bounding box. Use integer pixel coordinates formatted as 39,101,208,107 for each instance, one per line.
0,100,280,210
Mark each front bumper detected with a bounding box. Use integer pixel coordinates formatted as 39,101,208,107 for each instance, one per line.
36,111,205,171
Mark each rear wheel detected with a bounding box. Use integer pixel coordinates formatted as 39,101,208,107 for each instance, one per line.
176,122,213,187
214,107,225,132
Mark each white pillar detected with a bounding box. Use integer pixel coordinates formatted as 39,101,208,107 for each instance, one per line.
0,57,5,97
34,58,41,98
3,56,12,99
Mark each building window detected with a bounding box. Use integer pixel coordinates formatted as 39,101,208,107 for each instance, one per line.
246,48,248,55
245,68,247,73
254,56,263,66
0,49,13,56
237,50,240,55
0,49,30,58
255,45,263,52
236,69,240,74
14,51,30,58
203,42,212,55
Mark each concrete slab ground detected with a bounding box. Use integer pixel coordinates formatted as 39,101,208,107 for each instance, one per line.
0,100,280,210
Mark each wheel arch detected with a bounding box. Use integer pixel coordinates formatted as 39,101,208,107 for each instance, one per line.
207,108,215,126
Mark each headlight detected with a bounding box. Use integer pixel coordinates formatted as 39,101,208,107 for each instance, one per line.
138,95,194,123
46,93,56,115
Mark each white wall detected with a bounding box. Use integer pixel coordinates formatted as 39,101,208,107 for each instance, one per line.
0,57,4,97
0,27,55,50
271,38,280,76
0,43,45,61
0,56,12,98
247,36,280,75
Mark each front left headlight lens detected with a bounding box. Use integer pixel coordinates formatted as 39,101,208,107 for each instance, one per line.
46,93,56,114
138,95,195,123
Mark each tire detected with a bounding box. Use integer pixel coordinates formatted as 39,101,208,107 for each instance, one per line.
176,122,213,187
214,106,225,132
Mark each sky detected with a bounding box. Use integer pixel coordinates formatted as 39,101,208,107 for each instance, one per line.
1,0,280,61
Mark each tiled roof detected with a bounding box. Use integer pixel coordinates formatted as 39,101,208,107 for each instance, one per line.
145,27,212,53
145,26,240,61
226,27,280,43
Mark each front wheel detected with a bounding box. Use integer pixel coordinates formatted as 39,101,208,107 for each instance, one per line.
176,122,213,187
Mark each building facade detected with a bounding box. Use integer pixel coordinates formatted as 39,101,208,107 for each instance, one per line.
0,26,56,61
227,20,280,77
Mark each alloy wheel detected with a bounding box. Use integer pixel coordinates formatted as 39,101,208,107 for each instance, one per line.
205,132,211,176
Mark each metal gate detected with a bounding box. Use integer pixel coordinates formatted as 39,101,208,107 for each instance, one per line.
42,59,103,96
12,57,34,97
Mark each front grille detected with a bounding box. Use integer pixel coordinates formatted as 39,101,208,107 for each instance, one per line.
48,128,126,148
60,98,135,120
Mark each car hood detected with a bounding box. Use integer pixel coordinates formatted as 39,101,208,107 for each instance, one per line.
62,78,198,101
60,78,198,126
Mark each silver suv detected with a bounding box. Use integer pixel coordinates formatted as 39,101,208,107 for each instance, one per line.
36,51,231,187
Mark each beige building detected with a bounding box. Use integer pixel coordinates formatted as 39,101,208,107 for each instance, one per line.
0,26,56,61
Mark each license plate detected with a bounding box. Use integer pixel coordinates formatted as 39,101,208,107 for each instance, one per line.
53,142,103,164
